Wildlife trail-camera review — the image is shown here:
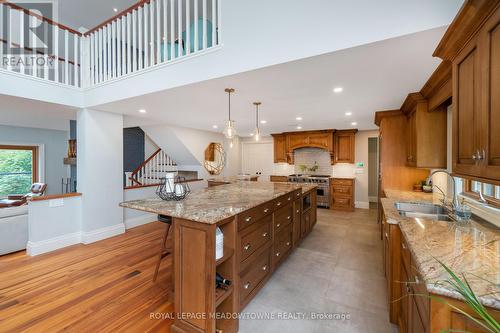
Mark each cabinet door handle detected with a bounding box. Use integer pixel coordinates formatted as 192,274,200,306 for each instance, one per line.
385,232,388,239
275,252,281,257
288,197,291,201
287,216,291,220
481,149,486,160
262,265,268,271
472,154,477,160
245,216,252,222
262,232,268,238
276,202,282,206
243,244,251,251
276,223,281,228
244,282,251,289
263,208,269,213
296,209,300,213
286,241,290,246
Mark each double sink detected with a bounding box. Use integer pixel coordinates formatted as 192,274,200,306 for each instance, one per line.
395,202,453,221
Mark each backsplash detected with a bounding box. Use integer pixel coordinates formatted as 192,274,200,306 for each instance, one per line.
293,148,332,175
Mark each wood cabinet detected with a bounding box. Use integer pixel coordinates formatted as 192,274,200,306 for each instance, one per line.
334,129,357,163
435,1,500,182
271,134,287,163
270,175,288,182
330,178,355,211
401,93,447,168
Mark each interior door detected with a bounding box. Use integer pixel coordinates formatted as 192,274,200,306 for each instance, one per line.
241,141,274,181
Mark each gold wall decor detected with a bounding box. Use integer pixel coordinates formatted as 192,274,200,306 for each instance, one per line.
203,142,226,175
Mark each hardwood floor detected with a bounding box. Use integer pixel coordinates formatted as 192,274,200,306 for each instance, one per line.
0,222,174,333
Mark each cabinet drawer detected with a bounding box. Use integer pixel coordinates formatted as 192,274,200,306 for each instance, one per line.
240,248,271,303
238,201,274,231
331,185,352,195
332,195,352,208
273,224,293,266
275,193,294,209
240,215,272,262
331,179,354,186
274,204,293,233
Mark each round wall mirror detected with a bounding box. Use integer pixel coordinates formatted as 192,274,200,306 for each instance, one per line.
204,142,226,175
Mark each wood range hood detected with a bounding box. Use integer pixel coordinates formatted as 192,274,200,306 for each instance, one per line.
271,129,358,165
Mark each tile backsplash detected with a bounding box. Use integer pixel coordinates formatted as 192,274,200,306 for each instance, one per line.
293,148,332,175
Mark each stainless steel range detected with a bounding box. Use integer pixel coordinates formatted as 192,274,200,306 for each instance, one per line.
287,174,331,208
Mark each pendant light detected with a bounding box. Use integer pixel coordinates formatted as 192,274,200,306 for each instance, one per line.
253,102,261,142
223,88,236,139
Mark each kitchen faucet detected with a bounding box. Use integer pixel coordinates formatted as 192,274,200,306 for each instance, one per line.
426,170,460,212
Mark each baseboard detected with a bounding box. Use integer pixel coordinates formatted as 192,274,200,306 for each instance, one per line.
81,223,125,244
125,214,156,229
27,231,81,256
355,201,370,209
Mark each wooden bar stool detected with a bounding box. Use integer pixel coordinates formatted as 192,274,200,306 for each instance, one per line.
153,214,173,282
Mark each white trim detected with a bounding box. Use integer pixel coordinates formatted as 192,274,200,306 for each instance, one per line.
355,201,370,209
0,142,45,184
81,223,125,244
27,231,81,256
124,214,156,229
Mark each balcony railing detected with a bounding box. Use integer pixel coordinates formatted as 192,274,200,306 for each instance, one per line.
0,0,222,89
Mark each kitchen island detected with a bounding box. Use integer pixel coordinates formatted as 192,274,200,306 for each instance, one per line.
121,181,317,333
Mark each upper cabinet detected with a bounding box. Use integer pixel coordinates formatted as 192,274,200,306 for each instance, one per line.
401,93,447,169
334,130,357,164
435,0,500,181
271,134,287,163
271,129,356,165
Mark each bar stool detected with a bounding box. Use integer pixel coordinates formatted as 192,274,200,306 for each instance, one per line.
153,214,173,282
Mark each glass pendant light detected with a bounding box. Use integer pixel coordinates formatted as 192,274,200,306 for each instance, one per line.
254,102,261,142
223,88,236,139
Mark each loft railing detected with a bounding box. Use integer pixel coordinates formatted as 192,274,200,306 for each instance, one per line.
0,2,82,87
125,148,178,187
0,0,222,89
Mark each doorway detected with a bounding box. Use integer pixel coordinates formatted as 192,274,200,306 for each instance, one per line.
368,137,379,205
241,140,274,181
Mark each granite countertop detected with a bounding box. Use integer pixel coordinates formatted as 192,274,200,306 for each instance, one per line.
121,181,316,224
208,176,258,183
381,189,500,309
331,176,356,180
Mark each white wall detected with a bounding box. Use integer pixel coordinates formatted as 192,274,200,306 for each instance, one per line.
77,109,125,243
142,124,241,179
27,195,82,255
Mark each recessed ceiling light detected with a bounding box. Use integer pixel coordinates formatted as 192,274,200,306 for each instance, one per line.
139,109,146,113
296,117,302,121
351,122,357,126
212,125,218,129
297,126,302,130
260,120,267,124
250,133,254,136
113,8,118,12
333,87,343,93
345,112,352,116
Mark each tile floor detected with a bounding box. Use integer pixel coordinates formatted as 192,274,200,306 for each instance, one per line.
239,206,399,333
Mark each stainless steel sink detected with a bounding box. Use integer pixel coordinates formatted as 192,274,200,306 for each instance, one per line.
394,202,448,215
398,211,453,221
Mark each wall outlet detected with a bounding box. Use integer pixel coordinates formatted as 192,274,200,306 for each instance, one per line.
49,198,64,207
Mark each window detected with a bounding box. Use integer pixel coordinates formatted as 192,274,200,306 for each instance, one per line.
0,145,38,198
461,178,500,208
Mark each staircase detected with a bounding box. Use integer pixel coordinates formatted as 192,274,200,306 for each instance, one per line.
125,148,177,187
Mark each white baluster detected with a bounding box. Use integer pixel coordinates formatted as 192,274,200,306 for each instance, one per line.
202,0,207,49
19,10,24,74
104,25,109,81
64,29,69,84
54,26,60,82
116,19,121,77
185,0,190,55
99,28,104,81
170,0,175,59
178,0,182,57
108,24,112,79
126,13,131,74
150,0,154,65
44,21,49,80
156,0,161,63
94,32,99,83
31,15,37,77
212,0,216,47
132,10,137,72
138,7,143,69
163,0,167,62
112,21,116,78
144,3,149,67
74,35,79,86
121,18,125,75
194,0,198,52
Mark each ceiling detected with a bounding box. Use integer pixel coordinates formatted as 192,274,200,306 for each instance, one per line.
97,26,446,136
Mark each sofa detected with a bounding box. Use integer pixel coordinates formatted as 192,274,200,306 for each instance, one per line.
0,205,28,255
